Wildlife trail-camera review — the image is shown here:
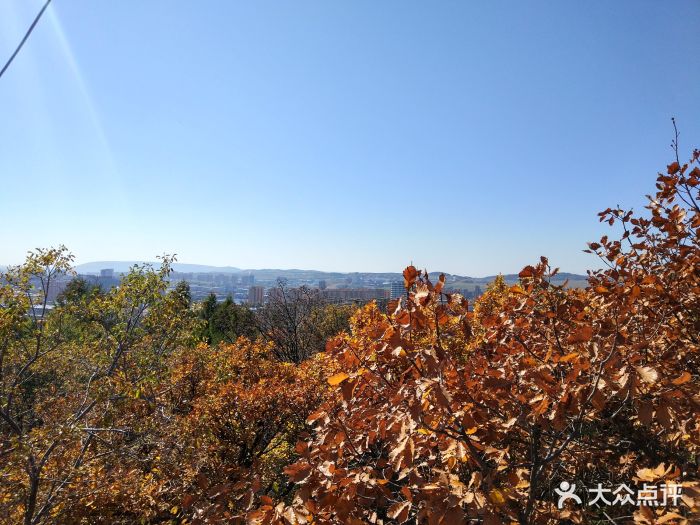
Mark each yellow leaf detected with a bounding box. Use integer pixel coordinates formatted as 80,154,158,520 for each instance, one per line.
327,372,349,386
489,488,506,505
657,512,684,524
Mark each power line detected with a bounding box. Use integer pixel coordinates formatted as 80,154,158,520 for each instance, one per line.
0,0,53,80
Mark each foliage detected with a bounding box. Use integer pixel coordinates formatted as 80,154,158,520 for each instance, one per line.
253,147,700,524
55,277,102,307
464,273,511,354
256,280,353,363
59,339,335,524
198,293,259,345
0,254,200,525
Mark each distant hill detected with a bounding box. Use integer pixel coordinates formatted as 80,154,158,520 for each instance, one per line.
480,271,584,281
71,261,589,287
237,269,588,281
474,272,588,286
74,261,240,274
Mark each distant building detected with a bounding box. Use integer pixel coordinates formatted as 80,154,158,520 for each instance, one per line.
248,286,264,305
98,273,120,290
80,269,121,292
46,278,70,304
318,280,327,290
321,288,389,303
267,287,283,303
390,281,405,300
27,304,54,318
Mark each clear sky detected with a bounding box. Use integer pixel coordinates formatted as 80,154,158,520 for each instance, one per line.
1,1,698,275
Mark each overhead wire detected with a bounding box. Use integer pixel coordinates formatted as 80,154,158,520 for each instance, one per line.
0,0,54,80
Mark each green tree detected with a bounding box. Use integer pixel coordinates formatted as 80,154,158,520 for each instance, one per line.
197,293,258,345
0,249,200,524
209,295,257,344
171,279,191,310
55,276,101,307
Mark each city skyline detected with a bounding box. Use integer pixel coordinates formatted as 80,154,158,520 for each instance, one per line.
2,1,699,275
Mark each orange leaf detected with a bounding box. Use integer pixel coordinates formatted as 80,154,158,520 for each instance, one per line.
671,371,691,385
403,266,418,288
631,285,641,299
559,352,579,363
567,325,593,343
532,397,550,416
637,401,653,426
387,500,411,522
283,462,312,482
435,273,445,294
518,266,535,278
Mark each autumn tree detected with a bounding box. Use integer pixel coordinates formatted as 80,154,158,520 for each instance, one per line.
253,145,700,524
256,280,353,364
0,251,199,524
59,339,335,524
1,256,345,523
468,274,510,349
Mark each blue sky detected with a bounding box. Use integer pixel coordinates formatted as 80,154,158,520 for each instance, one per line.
1,1,698,275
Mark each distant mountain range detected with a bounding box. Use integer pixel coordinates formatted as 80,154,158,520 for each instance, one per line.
72,261,588,285
74,261,241,274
